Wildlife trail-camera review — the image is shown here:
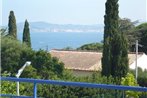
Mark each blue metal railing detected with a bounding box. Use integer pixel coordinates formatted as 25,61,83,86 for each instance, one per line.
0,94,33,98
1,77,147,98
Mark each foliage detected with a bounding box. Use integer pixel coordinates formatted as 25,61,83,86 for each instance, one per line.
130,68,147,87
2,10,146,98
1,36,65,96
102,0,120,77
30,50,65,79
8,11,17,39
138,77,147,87
1,70,145,97
1,37,29,75
63,46,74,50
36,72,119,97
136,23,147,54
1,34,65,79
125,22,147,53
77,43,103,52
1,72,25,95
23,20,31,48
41,72,126,97
121,73,138,86
1,81,17,95
117,19,147,54
20,66,38,78
118,18,136,51
119,18,135,34
121,73,140,98
0,28,8,37
102,0,128,79
110,33,129,80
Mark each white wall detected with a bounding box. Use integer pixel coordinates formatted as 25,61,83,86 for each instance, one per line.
129,54,147,71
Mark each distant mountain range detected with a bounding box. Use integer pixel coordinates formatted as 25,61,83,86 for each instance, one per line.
2,21,146,33
16,22,104,33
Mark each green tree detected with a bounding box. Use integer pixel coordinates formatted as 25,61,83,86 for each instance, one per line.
29,50,65,79
1,71,25,95
1,35,34,76
119,18,135,34
63,46,73,50
102,0,128,79
121,73,140,98
136,23,147,54
1,36,65,79
20,65,38,78
1,37,26,74
118,18,136,51
8,11,17,39
0,28,8,37
130,68,147,87
77,43,103,52
23,20,31,48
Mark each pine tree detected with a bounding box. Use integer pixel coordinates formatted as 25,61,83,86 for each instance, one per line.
102,0,128,78
8,11,17,39
23,20,31,48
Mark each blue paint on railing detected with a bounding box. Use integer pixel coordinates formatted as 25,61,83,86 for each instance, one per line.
1,77,147,98
34,83,37,98
0,94,33,98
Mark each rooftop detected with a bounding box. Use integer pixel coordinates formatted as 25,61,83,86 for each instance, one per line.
50,50,145,71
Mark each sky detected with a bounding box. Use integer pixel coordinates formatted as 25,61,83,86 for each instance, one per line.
1,0,147,25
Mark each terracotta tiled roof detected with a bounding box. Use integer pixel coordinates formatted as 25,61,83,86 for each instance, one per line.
50,50,144,71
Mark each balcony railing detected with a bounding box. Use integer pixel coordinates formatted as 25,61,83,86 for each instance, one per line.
1,77,147,98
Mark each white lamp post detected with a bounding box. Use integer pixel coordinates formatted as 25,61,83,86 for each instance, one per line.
135,40,138,82
16,61,31,96
135,40,143,82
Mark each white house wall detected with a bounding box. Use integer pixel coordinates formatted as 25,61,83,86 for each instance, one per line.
129,54,147,71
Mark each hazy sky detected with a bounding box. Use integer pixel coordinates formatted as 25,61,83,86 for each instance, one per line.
1,0,147,25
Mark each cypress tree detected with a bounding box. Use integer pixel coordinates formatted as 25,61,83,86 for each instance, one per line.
102,0,128,78
8,11,17,39
23,20,31,48
110,33,129,79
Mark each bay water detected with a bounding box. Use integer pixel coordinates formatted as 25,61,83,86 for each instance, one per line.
18,32,103,50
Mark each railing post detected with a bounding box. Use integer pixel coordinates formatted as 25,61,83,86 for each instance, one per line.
122,90,124,98
16,81,20,96
33,83,37,98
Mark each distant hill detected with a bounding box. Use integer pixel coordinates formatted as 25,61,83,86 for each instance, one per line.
16,22,104,33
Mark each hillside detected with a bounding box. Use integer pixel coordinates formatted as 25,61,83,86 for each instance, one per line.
16,22,104,33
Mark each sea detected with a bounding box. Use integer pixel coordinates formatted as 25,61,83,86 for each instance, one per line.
18,32,103,51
